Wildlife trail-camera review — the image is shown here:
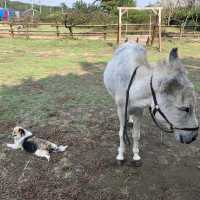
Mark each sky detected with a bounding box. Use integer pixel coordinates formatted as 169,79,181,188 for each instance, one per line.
10,0,156,7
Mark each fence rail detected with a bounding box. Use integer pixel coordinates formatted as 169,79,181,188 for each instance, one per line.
0,22,199,40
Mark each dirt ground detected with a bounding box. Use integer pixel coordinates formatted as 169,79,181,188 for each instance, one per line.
1,39,200,200
1,93,200,200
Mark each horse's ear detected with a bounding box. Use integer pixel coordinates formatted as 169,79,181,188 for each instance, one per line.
169,48,178,63
160,76,183,94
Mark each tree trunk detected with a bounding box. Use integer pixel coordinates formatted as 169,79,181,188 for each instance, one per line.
167,15,171,26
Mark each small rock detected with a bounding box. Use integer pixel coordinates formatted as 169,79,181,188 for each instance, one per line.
1,168,8,178
158,156,168,165
64,171,73,179
0,152,6,160
53,157,73,179
197,165,200,169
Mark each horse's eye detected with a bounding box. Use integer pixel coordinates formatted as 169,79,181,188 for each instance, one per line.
178,106,190,113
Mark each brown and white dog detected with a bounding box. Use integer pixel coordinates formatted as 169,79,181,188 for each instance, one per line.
7,126,68,161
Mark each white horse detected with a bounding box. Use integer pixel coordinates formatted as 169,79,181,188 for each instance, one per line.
104,42,199,165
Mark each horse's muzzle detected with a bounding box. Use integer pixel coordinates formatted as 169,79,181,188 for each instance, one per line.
176,131,198,144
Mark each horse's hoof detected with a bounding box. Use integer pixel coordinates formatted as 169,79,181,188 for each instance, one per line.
132,160,143,167
117,160,126,166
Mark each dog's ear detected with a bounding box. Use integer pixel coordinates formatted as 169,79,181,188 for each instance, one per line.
19,128,25,136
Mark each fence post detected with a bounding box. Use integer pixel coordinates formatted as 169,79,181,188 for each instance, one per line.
56,22,59,38
117,8,122,44
10,23,14,38
179,25,183,39
103,25,107,40
149,15,152,38
26,23,29,39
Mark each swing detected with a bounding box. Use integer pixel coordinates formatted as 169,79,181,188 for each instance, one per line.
117,7,162,51
123,9,151,45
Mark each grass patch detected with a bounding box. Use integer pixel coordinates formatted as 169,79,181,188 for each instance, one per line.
0,38,200,126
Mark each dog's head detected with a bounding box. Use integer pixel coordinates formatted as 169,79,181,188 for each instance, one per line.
12,126,32,140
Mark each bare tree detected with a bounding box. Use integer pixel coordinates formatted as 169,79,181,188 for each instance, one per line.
161,0,179,25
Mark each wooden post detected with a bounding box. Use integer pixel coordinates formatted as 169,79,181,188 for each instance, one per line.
10,23,14,38
69,26,73,37
26,23,29,39
103,25,107,40
150,16,158,46
149,15,152,38
158,8,162,52
56,23,59,38
146,36,150,46
117,7,122,44
179,25,183,39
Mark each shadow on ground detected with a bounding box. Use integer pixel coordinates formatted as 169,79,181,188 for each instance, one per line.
182,57,200,67
1,61,200,200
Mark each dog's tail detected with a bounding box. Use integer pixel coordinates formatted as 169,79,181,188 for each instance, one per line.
56,145,68,152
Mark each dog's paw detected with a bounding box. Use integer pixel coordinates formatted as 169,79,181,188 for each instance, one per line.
45,155,50,162
7,143,14,148
7,143,18,149
58,145,68,152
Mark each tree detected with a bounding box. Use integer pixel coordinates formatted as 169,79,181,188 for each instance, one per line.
73,0,88,10
98,0,136,14
161,0,200,26
64,1,107,36
161,0,179,25
60,2,68,9
60,2,68,14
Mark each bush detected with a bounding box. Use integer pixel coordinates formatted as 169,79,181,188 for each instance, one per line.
127,10,151,24
170,6,200,25
40,12,64,23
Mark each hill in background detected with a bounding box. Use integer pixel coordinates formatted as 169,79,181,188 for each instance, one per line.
0,1,59,11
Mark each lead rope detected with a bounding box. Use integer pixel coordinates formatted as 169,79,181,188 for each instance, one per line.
123,66,139,145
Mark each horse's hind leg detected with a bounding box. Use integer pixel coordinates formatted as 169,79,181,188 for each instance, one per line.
116,105,126,162
131,115,141,162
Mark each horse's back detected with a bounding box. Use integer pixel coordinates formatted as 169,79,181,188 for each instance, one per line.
104,42,147,99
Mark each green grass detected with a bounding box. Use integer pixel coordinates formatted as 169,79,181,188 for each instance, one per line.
0,38,200,127
0,38,111,85
0,38,113,126
148,39,200,62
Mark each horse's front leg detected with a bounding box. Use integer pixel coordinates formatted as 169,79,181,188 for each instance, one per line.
116,105,126,163
131,115,141,164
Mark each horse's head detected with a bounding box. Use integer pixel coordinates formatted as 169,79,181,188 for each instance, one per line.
153,48,198,144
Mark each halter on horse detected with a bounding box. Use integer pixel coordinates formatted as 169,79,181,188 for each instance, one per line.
123,66,199,145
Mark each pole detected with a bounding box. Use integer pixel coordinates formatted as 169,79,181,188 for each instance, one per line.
10,23,14,38
39,0,42,14
117,8,122,44
32,0,34,17
4,0,7,9
149,15,152,37
158,8,162,52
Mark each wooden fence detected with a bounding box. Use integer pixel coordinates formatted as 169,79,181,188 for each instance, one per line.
0,22,109,39
0,22,199,41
